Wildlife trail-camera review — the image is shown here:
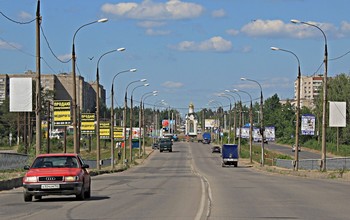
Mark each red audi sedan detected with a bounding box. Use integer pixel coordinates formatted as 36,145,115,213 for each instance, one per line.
22,153,91,202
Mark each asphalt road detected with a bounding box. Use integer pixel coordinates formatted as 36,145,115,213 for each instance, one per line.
265,142,324,159
1,141,350,220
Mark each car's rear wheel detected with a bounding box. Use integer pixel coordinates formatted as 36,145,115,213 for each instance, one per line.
24,192,32,202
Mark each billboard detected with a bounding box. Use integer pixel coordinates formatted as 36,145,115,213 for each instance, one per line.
99,121,110,139
114,126,124,139
53,100,71,126
205,119,219,128
301,114,316,135
81,113,95,134
329,102,346,127
9,78,32,112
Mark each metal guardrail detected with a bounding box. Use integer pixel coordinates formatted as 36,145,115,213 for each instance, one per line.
0,153,28,170
275,157,350,170
0,153,112,170
2,152,350,171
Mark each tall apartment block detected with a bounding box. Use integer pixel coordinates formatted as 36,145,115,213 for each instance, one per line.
294,75,323,109
0,70,105,112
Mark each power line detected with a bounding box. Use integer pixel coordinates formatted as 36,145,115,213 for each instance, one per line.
0,11,36,24
40,25,71,63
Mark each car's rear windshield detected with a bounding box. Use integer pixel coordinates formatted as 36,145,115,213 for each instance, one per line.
32,156,79,168
160,138,171,143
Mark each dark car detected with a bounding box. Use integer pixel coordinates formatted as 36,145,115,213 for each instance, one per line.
212,146,221,153
22,153,91,202
152,142,159,149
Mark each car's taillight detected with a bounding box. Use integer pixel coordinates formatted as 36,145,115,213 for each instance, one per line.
24,176,38,183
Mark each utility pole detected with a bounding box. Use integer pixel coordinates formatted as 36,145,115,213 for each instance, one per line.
35,0,42,156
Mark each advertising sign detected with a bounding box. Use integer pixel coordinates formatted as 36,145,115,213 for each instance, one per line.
99,121,110,139
53,100,71,126
9,78,33,112
301,114,316,135
205,119,219,128
114,126,124,139
329,102,346,127
81,113,95,134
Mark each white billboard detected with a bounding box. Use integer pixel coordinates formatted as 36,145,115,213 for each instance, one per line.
329,101,346,127
9,78,33,112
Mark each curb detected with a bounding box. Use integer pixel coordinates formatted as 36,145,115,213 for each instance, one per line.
0,149,155,191
0,177,23,191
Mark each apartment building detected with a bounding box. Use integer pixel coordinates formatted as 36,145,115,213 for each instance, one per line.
294,75,323,109
0,70,105,112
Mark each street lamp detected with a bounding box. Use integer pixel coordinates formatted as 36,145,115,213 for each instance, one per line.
271,46,301,171
123,79,147,165
240,78,264,166
95,47,125,170
71,18,108,154
110,68,136,169
223,92,237,144
208,99,224,145
234,89,253,164
140,91,158,157
153,100,166,140
218,94,232,144
225,90,242,155
130,83,150,162
291,19,328,171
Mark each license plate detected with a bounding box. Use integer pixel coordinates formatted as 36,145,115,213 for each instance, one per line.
41,184,60,189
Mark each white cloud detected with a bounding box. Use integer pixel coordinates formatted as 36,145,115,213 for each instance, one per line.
137,21,166,28
19,11,33,20
162,81,184,88
0,39,22,50
212,9,226,18
226,29,239,36
239,19,350,39
145,28,171,36
101,0,204,20
58,53,71,62
172,36,232,52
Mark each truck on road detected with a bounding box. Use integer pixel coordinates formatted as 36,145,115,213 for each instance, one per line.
222,144,238,167
202,132,211,144
159,138,173,152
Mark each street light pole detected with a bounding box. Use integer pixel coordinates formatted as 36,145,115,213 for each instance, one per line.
123,79,147,165
218,94,232,144
291,19,328,171
226,91,242,155
130,83,149,162
96,48,125,170
110,68,136,169
140,91,157,157
234,89,253,164
71,18,108,154
271,46,301,171
224,92,237,144
240,78,264,166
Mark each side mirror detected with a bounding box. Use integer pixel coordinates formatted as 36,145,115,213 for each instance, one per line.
82,164,89,169
24,165,30,170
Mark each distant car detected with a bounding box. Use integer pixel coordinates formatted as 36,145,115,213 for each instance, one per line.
152,142,159,149
202,138,211,144
292,144,301,152
212,146,221,153
22,153,91,202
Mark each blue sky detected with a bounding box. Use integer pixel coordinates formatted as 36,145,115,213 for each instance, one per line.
1,0,350,115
